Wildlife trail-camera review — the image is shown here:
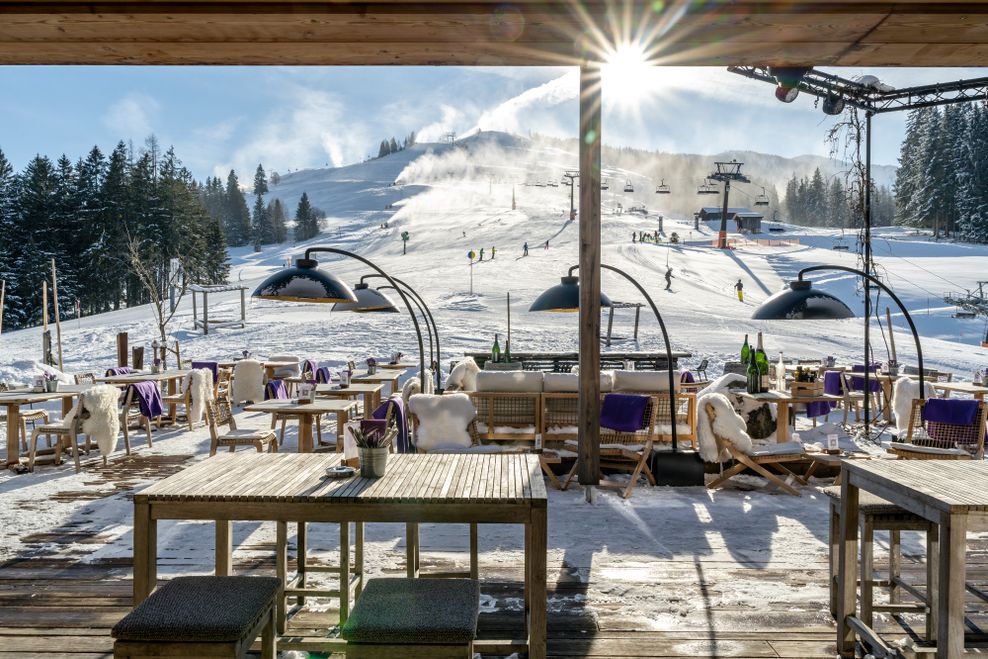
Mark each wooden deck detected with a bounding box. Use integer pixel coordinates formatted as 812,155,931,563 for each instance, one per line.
3,451,988,658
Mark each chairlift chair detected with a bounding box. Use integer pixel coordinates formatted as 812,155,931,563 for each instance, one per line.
754,187,770,206
623,180,634,193
601,180,609,190
697,179,719,195
655,179,671,194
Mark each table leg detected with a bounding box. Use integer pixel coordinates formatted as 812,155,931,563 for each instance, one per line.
938,513,967,659
276,521,288,634
5,405,20,467
776,401,790,442
340,522,350,625
299,414,313,453
166,378,178,425
133,501,157,605
355,522,364,600
336,409,349,452
527,506,548,659
836,478,859,657
405,523,419,578
216,520,232,576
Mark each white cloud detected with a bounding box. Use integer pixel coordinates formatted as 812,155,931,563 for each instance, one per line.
103,93,159,138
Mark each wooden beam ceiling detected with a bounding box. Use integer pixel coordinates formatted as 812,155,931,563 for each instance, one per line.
0,1,987,66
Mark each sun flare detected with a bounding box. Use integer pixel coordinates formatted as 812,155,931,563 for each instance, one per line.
601,42,658,108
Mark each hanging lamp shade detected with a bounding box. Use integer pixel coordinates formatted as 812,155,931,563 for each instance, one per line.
752,280,854,320
529,275,612,312
252,257,357,304
332,282,399,313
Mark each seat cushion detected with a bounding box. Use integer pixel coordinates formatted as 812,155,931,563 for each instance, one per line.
888,441,970,458
111,576,280,642
822,485,913,514
475,371,544,393
341,578,480,644
748,441,805,458
221,429,275,442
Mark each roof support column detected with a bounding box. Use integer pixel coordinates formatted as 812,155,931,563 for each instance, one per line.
578,63,602,487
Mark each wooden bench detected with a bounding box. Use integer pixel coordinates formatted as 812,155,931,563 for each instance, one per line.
111,576,279,658
341,577,480,658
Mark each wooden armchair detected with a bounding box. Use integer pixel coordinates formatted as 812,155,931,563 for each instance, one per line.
161,377,195,432
889,398,987,460
120,385,155,454
0,382,50,454
205,399,277,456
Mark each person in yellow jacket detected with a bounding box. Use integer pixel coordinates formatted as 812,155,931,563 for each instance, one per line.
734,279,744,302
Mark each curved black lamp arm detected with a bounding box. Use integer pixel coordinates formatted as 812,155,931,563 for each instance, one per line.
567,263,680,451
361,273,442,392
799,264,924,394
304,247,427,387
377,284,434,368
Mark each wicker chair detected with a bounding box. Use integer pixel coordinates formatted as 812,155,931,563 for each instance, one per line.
889,398,987,460
205,399,277,456
467,391,540,444
74,372,96,385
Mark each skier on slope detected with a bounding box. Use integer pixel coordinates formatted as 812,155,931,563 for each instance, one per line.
491,246,496,259
523,242,529,256
735,279,744,302
632,233,637,243
665,267,674,291
544,239,549,250
479,248,485,261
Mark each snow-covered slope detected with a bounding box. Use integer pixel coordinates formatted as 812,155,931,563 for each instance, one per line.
2,131,986,386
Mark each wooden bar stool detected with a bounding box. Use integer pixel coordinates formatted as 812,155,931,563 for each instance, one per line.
824,486,939,641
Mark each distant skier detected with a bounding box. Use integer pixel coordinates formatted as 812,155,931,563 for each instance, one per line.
544,239,549,250
632,233,637,243
665,267,674,291
523,242,529,256
462,231,466,238
479,248,485,261
491,246,496,260
735,279,744,302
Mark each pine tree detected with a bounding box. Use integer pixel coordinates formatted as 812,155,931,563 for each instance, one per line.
378,140,390,158
251,164,269,250
223,170,251,247
267,198,287,243
294,192,319,241
0,148,18,325
389,137,399,154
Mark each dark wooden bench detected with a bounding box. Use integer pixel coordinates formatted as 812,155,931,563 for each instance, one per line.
341,577,480,658
112,576,279,658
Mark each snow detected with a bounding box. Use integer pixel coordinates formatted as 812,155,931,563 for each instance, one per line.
1,131,987,645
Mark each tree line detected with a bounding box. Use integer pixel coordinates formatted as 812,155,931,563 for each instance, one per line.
783,167,895,228
894,104,988,242
376,132,417,159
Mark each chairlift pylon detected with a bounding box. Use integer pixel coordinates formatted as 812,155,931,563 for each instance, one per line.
623,179,634,193
655,179,671,194
754,186,770,206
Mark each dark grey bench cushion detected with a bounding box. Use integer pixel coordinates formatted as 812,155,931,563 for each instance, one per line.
341,578,480,645
112,576,280,642
822,485,911,514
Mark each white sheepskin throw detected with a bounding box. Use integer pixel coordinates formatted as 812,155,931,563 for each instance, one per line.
401,369,434,405
408,393,476,452
892,376,937,435
231,359,264,405
62,385,121,458
695,373,746,399
696,392,754,462
182,368,213,424
446,357,481,392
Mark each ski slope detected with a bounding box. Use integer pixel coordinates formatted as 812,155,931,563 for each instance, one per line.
2,130,987,385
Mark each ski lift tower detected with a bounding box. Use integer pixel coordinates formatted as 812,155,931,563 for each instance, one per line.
444,131,456,145
563,170,578,220
944,282,988,346
708,160,750,249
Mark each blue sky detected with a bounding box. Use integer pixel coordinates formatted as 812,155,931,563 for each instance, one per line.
1,66,984,180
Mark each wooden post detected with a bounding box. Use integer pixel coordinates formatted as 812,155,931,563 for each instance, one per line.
203,290,209,335
240,287,246,325
578,63,602,488
605,305,614,347
42,281,52,365
51,258,64,371
116,332,128,368
633,305,641,341
192,289,197,330
885,307,897,364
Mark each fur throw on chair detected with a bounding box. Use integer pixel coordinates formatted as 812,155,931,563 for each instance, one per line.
696,392,753,462
231,359,264,405
408,392,476,452
63,385,121,457
445,357,480,392
401,368,434,405
892,376,937,436
184,368,214,424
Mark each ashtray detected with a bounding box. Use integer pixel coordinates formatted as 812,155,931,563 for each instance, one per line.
326,465,356,479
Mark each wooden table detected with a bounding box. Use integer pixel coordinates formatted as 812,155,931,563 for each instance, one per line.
132,452,548,659
217,360,299,382
740,390,841,442
244,399,357,452
837,460,988,659
316,382,384,415
934,381,988,400
378,362,416,370
1,385,91,468
95,370,190,424
351,369,406,395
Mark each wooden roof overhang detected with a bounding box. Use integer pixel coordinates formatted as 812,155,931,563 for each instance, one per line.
1,1,988,67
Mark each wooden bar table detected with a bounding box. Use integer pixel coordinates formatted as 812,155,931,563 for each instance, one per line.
244,399,357,452
739,390,840,442
837,460,988,659
95,370,191,425
0,385,90,468
351,368,406,396
132,452,548,659
378,361,416,370
315,382,384,416
935,381,988,401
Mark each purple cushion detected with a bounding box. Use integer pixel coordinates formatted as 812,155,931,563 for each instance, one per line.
600,393,649,433
264,380,288,400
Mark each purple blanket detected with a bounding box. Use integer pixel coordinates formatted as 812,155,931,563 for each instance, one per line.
316,367,332,384
105,366,135,377
805,401,833,418
823,370,843,396
126,382,163,419
923,398,980,425
679,370,695,384
302,359,319,379
191,361,218,383
600,393,649,433
372,394,409,453
851,364,882,392
265,380,289,400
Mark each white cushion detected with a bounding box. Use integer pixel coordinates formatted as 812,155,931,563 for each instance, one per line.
408,393,476,452
475,371,544,393
749,441,805,457
543,372,614,393
654,423,694,436
612,370,678,392
888,441,970,457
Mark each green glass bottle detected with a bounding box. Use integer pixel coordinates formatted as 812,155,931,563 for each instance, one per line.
746,348,759,394
755,332,769,392
504,337,511,363
741,334,750,365
491,333,501,364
